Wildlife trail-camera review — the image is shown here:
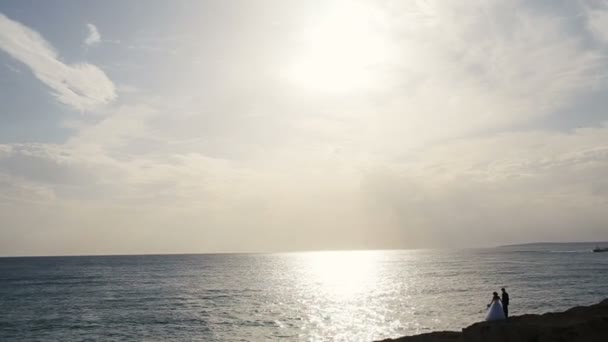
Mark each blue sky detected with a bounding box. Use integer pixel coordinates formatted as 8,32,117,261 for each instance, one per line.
1,0,608,256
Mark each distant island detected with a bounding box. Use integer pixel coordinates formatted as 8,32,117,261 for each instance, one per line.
376,298,608,342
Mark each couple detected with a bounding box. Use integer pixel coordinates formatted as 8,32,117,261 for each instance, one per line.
485,288,509,321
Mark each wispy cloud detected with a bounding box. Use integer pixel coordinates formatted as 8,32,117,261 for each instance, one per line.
84,23,101,46
584,0,608,44
0,13,116,111
4,62,20,73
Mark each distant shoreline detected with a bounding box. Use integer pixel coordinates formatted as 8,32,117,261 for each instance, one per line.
498,241,608,248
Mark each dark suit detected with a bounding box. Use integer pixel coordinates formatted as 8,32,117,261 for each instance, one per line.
502,291,510,318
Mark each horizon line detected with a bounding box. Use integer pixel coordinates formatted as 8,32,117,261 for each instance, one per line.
2,240,607,258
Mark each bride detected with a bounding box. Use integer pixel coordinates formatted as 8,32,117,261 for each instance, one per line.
485,292,506,321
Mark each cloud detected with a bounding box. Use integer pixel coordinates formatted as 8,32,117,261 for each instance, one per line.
371,0,602,144
261,0,606,159
3,121,608,252
0,13,116,111
4,62,20,73
360,124,608,246
84,23,101,46
584,0,608,44
0,144,96,185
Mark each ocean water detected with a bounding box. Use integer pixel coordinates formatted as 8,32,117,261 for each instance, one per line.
1,243,607,341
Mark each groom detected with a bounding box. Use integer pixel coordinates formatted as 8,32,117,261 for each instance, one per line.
501,288,510,318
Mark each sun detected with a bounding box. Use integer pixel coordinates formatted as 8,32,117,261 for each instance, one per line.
285,1,392,93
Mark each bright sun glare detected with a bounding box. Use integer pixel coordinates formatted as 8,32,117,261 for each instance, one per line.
303,251,380,299
286,2,392,92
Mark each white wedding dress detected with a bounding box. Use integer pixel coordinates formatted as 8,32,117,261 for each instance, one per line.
485,299,506,321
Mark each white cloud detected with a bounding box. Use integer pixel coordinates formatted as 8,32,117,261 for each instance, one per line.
584,0,608,44
84,23,101,46
0,143,97,185
3,122,608,252
360,124,608,246
251,0,606,160
367,0,603,146
0,13,116,111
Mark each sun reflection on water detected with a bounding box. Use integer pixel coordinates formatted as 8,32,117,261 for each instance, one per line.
301,250,381,300
289,250,397,341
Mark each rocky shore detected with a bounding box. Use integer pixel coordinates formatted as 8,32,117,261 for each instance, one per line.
376,298,608,342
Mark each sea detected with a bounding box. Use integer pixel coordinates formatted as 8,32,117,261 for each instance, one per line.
1,243,607,341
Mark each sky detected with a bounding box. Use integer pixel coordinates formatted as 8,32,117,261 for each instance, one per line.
1,0,608,256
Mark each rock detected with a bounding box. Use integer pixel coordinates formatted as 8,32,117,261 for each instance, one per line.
376,299,608,342
375,331,462,342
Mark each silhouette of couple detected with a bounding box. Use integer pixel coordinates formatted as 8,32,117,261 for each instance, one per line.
485,288,509,321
